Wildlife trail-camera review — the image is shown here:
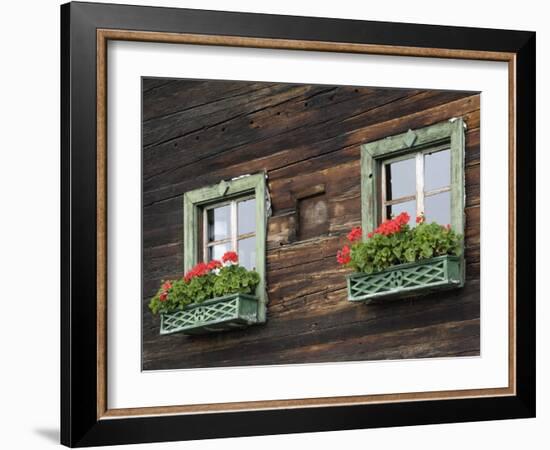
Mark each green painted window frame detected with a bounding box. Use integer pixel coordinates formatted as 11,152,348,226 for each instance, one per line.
360,118,466,238
183,173,268,323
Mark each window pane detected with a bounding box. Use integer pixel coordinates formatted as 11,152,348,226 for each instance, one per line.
424,149,450,192
386,200,416,227
385,157,416,200
209,242,231,261
238,198,256,235
207,204,231,241
238,236,256,271
424,191,451,225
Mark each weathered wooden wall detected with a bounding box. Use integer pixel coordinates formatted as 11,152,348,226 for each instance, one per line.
142,78,480,370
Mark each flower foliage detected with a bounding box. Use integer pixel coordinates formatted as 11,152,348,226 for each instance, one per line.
149,251,260,315
336,213,463,274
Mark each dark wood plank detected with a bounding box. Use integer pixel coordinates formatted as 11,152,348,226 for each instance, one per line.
142,96,480,206
143,282,480,369
143,79,276,122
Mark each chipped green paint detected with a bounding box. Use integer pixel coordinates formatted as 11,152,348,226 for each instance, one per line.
160,293,260,335
183,173,268,323
346,255,463,303
360,118,466,237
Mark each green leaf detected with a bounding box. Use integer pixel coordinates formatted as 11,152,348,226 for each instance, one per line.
149,263,260,315
404,247,416,262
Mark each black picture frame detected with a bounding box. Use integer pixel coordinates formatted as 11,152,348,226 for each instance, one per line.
61,1,536,447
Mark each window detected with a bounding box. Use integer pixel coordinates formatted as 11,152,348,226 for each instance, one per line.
183,173,268,322
381,146,451,227
203,197,257,270
361,119,465,236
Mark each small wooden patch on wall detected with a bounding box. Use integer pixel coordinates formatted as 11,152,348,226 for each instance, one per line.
294,184,328,241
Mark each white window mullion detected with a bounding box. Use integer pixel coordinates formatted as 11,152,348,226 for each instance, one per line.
231,200,238,253
416,152,424,218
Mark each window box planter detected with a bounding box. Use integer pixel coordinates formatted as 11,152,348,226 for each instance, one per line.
346,255,464,303
160,293,259,335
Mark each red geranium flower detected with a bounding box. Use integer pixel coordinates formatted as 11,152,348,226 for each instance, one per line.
183,273,193,282
222,251,238,263
207,259,222,270
183,261,210,282
159,292,168,302
347,226,362,242
162,281,172,291
370,212,410,237
336,245,351,265
395,212,410,227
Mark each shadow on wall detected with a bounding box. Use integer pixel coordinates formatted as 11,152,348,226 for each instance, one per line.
34,428,59,444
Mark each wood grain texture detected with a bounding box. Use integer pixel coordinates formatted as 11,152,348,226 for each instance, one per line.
96,30,107,418
141,79,481,370
100,29,515,62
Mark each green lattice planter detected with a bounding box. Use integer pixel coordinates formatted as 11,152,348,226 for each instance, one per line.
160,293,259,335
346,255,464,303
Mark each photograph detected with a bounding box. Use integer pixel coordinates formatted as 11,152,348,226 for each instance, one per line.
56,1,537,446
141,78,481,371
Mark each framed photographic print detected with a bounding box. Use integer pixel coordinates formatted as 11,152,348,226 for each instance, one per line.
60,1,536,447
